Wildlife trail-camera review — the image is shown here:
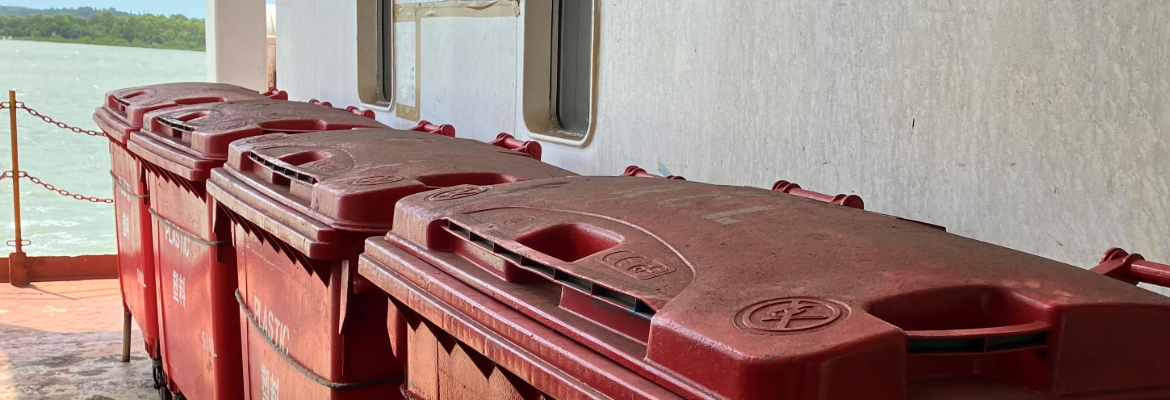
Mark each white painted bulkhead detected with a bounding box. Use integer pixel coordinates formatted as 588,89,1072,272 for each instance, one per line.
206,0,268,90
261,0,1166,287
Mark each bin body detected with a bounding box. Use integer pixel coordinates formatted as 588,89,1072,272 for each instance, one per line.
206,128,575,400
359,176,1170,400
145,170,242,400
94,82,269,360
228,222,395,400
127,99,387,399
109,141,158,357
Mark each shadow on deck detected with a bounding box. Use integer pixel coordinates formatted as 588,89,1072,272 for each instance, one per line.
0,279,155,400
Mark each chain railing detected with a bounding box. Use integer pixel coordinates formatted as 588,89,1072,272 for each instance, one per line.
1,100,114,203
4,171,114,203
0,101,107,137
6,91,114,276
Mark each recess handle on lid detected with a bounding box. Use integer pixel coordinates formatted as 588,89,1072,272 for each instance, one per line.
443,219,656,342
868,285,1051,356
903,321,1051,355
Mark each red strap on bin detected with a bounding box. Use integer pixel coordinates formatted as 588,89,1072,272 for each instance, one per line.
409,120,456,138
489,133,542,160
1092,248,1170,288
771,180,864,210
621,165,686,180
235,290,404,389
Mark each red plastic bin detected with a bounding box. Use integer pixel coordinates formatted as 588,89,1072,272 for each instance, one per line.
358,176,1170,400
126,99,387,400
93,83,271,374
205,128,574,400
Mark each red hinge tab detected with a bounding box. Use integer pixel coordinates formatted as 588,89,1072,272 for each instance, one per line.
308,98,333,107
1092,248,1170,288
410,120,456,138
771,180,864,209
489,133,543,160
263,88,288,100
344,106,377,119
621,165,686,180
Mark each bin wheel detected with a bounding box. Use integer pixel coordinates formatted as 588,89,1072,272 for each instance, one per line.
175,394,186,400
157,368,172,400
151,358,163,389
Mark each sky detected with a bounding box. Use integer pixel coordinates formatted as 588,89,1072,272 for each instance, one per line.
1,0,208,18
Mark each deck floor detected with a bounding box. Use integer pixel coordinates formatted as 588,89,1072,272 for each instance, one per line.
0,279,155,400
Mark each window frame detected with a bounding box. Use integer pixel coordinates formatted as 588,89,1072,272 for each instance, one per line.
378,0,395,104
552,0,594,134
355,0,394,110
522,0,599,147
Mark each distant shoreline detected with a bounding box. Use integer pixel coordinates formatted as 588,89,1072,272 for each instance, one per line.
0,37,205,52
0,11,205,51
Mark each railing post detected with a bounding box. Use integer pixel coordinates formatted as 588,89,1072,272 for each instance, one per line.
9,89,28,287
122,308,132,362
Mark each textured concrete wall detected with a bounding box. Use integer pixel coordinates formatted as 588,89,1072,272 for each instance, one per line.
276,0,1169,291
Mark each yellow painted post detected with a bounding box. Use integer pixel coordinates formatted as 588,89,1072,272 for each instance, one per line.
8,89,28,287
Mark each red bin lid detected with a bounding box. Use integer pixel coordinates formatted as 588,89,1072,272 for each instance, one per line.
127,99,387,182
368,176,1170,400
207,128,575,259
93,82,269,145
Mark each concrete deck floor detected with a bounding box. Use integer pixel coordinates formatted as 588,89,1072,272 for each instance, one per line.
0,279,155,400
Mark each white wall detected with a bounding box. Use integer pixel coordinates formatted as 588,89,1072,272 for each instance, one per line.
275,0,1169,287
206,0,269,90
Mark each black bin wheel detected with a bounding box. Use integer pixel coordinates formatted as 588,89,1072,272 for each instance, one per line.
157,367,173,400
151,358,163,389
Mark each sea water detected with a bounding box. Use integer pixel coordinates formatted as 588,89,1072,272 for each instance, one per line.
0,40,206,256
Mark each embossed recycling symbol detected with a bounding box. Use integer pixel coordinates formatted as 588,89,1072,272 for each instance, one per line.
425,186,489,201
735,297,845,334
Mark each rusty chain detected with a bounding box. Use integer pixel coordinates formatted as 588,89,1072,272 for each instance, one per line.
2,171,113,203
0,100,113,203
0,100,114,203
0,101,107,137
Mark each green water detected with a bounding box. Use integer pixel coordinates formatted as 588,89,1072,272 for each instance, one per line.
0,40,206,256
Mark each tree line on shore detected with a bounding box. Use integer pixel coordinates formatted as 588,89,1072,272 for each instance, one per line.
0,6,132,18
0,11,204,51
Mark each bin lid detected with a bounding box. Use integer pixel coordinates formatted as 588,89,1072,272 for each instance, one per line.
207,128,575,258
94,82,269,145
127,99,387,182
373,176,1170,400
